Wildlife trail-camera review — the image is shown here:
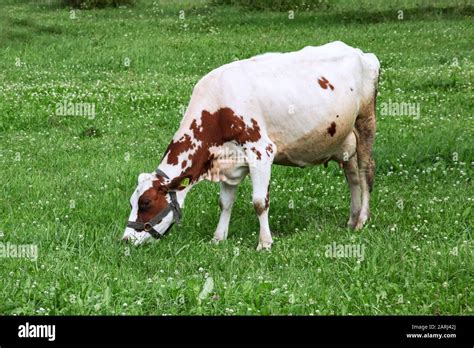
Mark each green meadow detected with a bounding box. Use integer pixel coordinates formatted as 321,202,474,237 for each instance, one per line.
0,0,472,315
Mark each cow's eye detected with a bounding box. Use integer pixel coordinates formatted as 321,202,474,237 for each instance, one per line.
139,199,151,210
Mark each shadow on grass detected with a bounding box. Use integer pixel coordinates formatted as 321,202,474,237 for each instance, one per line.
206,4,474,28
317,5,474,24
0,14,63,46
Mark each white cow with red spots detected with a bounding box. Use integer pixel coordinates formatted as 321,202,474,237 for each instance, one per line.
123,41,380,250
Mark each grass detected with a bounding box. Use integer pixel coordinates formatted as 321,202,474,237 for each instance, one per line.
0,0,472,315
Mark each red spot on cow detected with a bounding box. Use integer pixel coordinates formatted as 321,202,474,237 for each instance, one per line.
254,201,265,215
251,147,262,160
165,134,194,166
163,107,261,185
265,144,273,156
327,122,336,137
318,76,334,90
181,160,187,169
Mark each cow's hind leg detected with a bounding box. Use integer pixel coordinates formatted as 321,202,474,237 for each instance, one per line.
213,182,239,243
343,154,362,229
354,96,376,229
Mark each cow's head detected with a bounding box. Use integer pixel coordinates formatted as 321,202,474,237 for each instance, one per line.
122,172,188,245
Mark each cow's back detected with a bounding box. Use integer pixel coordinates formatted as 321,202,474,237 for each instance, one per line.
184,41,379,166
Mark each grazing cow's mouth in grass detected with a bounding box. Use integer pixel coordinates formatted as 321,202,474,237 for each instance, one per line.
123,41,380,249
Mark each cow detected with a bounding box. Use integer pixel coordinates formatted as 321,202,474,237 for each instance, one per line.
122,41,380,250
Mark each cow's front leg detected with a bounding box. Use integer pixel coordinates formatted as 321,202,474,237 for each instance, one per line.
248,147,274,251
213,182,238,243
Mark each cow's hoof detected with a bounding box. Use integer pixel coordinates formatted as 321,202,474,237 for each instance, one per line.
256,241,272,251
354,213,369,230
211,237,225,245
347,211,361,229
347,219,358,230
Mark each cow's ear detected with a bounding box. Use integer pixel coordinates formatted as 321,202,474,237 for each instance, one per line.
180,177,190,187
166,175,192,191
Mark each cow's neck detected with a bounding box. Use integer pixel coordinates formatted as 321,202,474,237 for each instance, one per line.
158,142,212,182
156,104,232,202
156,134,215,205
